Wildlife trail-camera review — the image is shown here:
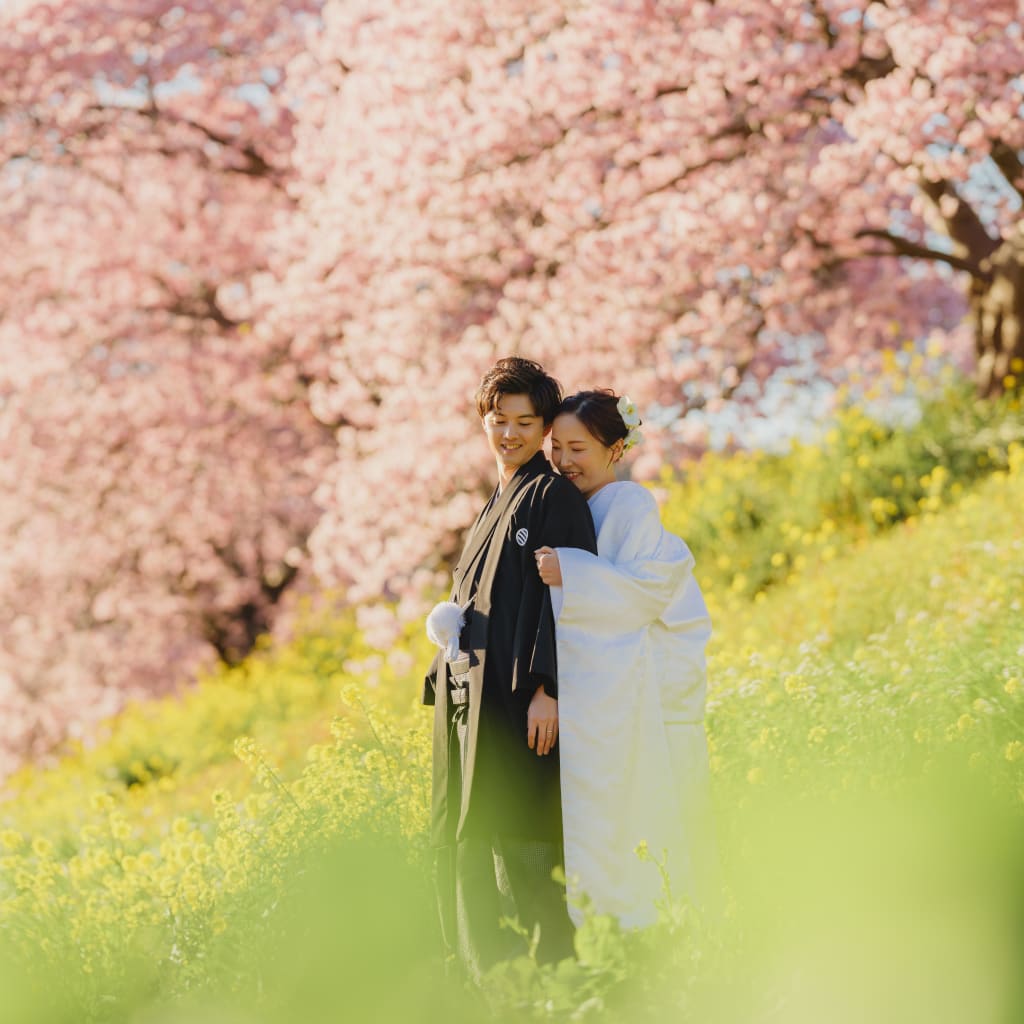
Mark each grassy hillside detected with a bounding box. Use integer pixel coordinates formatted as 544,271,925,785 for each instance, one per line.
1,384,1023,1023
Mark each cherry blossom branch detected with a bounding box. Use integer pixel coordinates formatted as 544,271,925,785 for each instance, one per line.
916,175,1000,263
853,228,986,277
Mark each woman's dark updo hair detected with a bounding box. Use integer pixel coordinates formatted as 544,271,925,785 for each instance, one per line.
556,389,635,450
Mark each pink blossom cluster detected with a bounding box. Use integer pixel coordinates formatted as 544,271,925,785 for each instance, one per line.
0,0,331,777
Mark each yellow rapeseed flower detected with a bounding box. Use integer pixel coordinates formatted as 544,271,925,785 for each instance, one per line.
1005,741,1024,763
233,736,259,765
109,815,132,842
1005,678,1021,696
31,836,53,858
339,683,363,707
782,675,806,700
0,829,24,852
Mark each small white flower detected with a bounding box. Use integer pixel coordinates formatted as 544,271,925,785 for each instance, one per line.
624,426,644,451
617,394,641,428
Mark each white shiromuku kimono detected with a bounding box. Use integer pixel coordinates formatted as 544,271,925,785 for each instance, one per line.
552,481,714,928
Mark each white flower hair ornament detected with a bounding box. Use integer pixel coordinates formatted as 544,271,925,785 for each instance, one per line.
616,395,644,451
426,600,467,661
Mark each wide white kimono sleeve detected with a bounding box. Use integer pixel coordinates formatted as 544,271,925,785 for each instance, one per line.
556,485,711,721
556,486,688,630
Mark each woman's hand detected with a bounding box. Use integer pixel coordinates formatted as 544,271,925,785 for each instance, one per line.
534,546,562,586
527,685,558,756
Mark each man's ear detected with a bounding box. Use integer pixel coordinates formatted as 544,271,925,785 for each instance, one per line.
543,423,552,437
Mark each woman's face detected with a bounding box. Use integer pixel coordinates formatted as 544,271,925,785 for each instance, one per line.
550,413,617,499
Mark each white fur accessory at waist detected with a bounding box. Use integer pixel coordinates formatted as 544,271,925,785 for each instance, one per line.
426,601,467,662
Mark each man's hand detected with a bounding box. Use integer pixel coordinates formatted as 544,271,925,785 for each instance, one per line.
534,546,562,586
527,686,559,756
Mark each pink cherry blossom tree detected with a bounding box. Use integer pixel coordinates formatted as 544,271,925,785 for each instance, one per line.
0,0,331,775
264,0,1022,608
2,0,1022,773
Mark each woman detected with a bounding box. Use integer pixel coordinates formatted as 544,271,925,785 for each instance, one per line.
535,390,715,928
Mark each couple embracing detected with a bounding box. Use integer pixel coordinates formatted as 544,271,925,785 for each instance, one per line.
423,357,714,980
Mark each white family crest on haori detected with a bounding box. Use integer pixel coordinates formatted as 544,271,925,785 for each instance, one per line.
550,481,713,927
515,527,529,547
426,600,467,662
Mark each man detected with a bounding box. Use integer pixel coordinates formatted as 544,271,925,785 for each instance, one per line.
423,357,598,979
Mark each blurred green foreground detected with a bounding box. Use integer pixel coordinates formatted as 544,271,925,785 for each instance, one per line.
1,382,1023,1023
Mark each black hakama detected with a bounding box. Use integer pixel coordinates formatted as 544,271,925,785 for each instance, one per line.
424,451,597,978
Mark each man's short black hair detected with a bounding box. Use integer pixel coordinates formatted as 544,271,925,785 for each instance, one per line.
475,357,563,425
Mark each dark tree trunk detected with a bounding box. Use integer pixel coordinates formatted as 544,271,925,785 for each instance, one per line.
863,167,1024,402
971,233,1024,399
200,560,301,665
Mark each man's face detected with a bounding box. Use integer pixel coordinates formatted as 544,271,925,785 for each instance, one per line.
482,393,548,479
